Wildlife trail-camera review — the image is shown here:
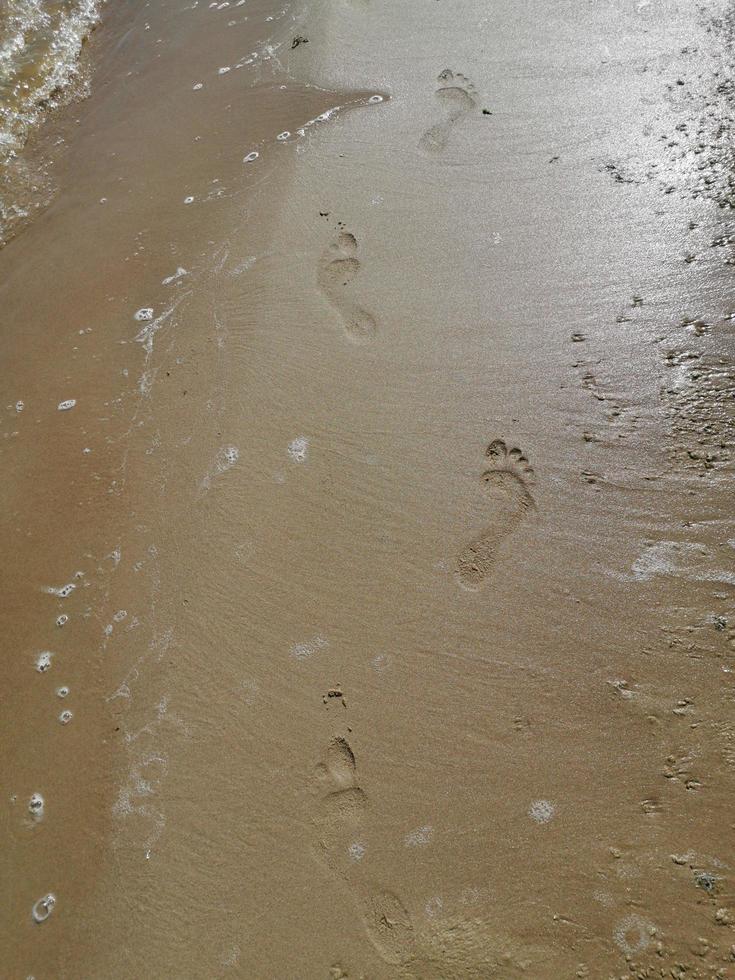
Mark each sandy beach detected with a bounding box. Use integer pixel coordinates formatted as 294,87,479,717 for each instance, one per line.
2,0,734,976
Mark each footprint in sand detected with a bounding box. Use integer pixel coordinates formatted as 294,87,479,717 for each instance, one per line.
419,69,477,154
317,230,377,342
316,736,367,873
456,439,536,589
360,887,416,967
312,737,417,967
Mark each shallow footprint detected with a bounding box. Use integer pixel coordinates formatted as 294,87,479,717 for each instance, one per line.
313,736,368,865
456,439,536,589
358,886,416,966
311,741,417,967
419,69,477,154
318,230,377,342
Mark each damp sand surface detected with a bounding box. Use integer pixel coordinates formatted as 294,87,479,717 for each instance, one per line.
2,0,735,977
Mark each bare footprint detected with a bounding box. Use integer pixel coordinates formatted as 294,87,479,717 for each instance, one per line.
313,736,368,863
359,887,416,966
318,230,377,342
456,439,536,589
419,69,477,154
311,739,417,967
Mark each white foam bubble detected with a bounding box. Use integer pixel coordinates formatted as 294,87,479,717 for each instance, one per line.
35,651,53,673
15,400,24,413
192,82,203,90
243,151,258,163
184,196,194,204
32,894,56,924
218,66,231,74
287,436,308,462
276,131,290,141
28,793,44,820
56,614,68,627
59,709,73,725
218,446,239,470
529,799,555,824
56,686,70,698
57,399,76,411
162,267,188,286
369,95,384,103
348,841,365,861
134,308,154,322
44,583,75,598
113,609,128,623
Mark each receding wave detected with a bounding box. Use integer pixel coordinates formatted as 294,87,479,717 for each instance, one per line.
0,0,103,245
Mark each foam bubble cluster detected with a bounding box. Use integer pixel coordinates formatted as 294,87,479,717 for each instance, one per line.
287,436,308,462
134,308,154,322
59,709,73,725
162,267,188,286
35,651,53,673
28,793,44,820
613,914,655,955
215,446,239,472
290,635,328,660
529,799,555,824
57,399,76,411
404,825,433,847
45,583,75,598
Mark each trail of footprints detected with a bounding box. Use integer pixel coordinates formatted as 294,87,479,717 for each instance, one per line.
317,67,478,340
313,736,417,968
456,440,536,589
311,70,536,973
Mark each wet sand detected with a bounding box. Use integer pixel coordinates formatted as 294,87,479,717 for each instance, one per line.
3,0,735,977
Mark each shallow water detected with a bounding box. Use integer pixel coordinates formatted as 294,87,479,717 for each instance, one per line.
0,0,102,242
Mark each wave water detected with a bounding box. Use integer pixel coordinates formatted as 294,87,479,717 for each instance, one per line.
0,0,103,244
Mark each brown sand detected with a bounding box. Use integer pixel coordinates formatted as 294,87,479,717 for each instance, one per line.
2,0,735,977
